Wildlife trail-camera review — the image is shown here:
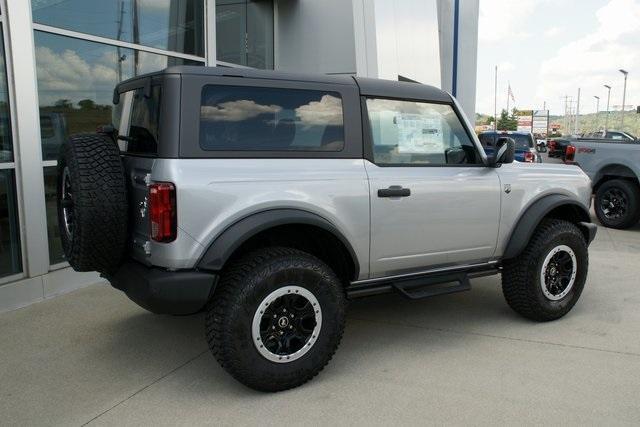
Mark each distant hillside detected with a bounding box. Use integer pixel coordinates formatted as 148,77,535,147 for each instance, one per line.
550,110,640,136
477,110,640,136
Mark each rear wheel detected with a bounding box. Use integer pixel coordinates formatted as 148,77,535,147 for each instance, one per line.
57,133,128,275
205,247,346,392
594,179,640,229
502,219,588,321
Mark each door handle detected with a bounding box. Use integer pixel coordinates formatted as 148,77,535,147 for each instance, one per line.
377,185,411,198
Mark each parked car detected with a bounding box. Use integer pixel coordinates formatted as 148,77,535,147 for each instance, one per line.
478,131,542,163
567,136,640,229
536,138,547,152
548,136,572,159
583,130,637,141
56,66,596,392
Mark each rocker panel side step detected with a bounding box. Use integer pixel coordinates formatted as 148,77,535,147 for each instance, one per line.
346,262,499,299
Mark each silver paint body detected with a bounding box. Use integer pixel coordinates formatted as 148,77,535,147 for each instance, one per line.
128,157,592,281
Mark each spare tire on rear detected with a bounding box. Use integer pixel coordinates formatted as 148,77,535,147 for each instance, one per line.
57,133,128,275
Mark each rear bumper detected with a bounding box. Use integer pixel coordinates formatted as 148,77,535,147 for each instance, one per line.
109,261,217,315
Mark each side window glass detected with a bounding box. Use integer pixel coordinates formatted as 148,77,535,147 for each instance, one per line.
199,85,344,152
366,98,480,165
126,86,161,155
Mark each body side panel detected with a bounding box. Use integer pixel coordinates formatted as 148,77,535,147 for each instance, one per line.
149,158,371,278
494,162,592,257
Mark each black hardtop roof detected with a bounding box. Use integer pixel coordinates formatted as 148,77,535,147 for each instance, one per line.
116,66,452,103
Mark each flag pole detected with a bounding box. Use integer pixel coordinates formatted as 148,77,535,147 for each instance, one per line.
494,65,498,130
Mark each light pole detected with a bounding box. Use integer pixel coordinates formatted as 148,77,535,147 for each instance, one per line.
619,69,628,129
604,84,612,132
594,95,600,131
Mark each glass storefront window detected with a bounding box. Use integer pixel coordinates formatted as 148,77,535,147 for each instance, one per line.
0,28,12,163
0,170,22,278
34,31,202,161
34,32,204,264
43,167,64,264
216,0,273,69
31,0,204,57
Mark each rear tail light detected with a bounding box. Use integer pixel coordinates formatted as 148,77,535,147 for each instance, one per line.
524,151,535,163
149,182,176,242
565,145,576,162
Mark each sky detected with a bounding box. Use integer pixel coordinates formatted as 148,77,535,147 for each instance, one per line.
476,0,640,116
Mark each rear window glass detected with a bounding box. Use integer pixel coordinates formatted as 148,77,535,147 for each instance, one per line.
125,86,161,155
199,85,344,151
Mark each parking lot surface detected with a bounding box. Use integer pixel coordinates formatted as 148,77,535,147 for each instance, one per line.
2,158,640,426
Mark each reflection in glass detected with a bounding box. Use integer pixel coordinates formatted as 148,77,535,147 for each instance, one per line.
34,32,203,265
43,167,64,265
34,31,202,161
31,0,204,56
0,26,13,163
216,0,273,69
0,170,22,278
200,85,344,151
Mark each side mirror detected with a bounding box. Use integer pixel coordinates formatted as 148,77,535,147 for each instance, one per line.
489,137,515,167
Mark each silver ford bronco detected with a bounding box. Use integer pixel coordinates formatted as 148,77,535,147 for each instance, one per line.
56,66,596,392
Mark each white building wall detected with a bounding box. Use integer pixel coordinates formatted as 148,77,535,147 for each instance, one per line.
274,0,358,75
365,0,441,87
438,0,479,122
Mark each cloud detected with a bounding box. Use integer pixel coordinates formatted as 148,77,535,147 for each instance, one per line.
201,100,283,122
537,0,640,113
544,26,562,37
295,95,343,126
497,61,516,72
479,0,538,42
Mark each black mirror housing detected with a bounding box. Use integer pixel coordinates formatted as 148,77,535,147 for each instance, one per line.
489,137,515,167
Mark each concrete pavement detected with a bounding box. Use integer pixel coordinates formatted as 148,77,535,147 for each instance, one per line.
2,154,640,425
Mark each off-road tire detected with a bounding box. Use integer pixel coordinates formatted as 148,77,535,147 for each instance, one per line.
594,179,640,229
205,247,346,392
57,133,128,275
502,219,588,322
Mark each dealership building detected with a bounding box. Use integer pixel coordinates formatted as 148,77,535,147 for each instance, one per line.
0,0,479,312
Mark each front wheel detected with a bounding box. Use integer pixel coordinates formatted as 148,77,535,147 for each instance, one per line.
502,219,588,321
205,247,346,392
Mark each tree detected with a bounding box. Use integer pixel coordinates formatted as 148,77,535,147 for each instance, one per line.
78,99,96,110
54,99,73,109
496,108,517,131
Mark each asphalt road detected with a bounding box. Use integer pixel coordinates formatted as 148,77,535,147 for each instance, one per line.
2,153,640,426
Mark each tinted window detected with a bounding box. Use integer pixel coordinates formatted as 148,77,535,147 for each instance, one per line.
125,86,161,155
366,98,480,165
199,85,344,151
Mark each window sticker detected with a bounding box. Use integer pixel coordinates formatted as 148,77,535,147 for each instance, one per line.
395,113,444,154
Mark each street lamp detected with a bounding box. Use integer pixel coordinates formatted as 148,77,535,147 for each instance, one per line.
619,69,628,129
604,84,612,132
594,95,600,131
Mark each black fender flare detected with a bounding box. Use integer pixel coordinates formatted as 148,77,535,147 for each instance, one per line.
197,208,360,277
502,194,592,259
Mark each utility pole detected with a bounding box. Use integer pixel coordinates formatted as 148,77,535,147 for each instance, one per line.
561,95,570,135
604,84,611,132
594,96,600,131
575,88,581,135
494,65,498,130
620,69,628,129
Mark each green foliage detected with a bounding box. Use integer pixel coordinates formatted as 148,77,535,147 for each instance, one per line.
496,108,517,131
